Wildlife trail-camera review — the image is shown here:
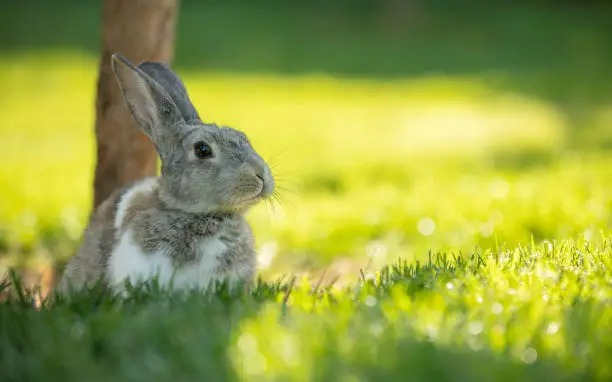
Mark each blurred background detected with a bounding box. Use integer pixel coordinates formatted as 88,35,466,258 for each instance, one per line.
1,0,612,286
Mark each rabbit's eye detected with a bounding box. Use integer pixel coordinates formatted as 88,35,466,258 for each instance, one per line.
194,141,213,159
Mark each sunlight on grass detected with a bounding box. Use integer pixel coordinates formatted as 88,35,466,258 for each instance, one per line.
2,52,610,278
2,3,612,379
2,239,611,381
224,241,612,381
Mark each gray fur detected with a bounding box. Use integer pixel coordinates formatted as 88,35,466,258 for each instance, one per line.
57,188,125,292
137,61,200,122
111,55,184,154
57,54,273,294
129,206,255,273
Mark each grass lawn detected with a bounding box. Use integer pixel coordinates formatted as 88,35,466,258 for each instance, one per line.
2,2,612,380
1,51,612,381
2,53,612,277
1,241,611,381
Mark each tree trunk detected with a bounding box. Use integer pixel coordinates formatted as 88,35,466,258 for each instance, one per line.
93,0,179,208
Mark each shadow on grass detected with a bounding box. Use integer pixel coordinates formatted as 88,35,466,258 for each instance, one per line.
2,247,611,380
0,272,595,381
0,275,284,382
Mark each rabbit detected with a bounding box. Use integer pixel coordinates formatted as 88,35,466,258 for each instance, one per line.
57,54,274,295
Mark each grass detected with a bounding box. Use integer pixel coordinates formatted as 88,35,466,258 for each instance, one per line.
2,52,612,278
2,53,612,381
2,240,612,381
2,2,612,276
2,2,612,379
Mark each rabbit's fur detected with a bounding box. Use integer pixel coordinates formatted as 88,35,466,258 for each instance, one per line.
58,54,274,294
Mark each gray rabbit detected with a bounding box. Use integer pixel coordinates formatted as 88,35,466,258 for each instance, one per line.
58,54,274,294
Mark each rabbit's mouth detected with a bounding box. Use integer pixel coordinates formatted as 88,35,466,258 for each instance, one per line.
230,189,263,208
241,191,265,204
229,175,273,209
224,193,264,214
242,176,274,203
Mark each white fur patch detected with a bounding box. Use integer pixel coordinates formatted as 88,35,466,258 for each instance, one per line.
107,228,233,293
107,230,169,288
114,177,158,230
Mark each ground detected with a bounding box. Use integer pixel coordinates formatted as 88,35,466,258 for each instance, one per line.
2,242,611,381
1,2,612,380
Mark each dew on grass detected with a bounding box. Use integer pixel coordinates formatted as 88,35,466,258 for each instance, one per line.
369,322,384,337
364,209,382,226
492,302,503,315
366,240,387,259
245,352,268,376
467,336,484,351
20,210,38,229
543,240,554,253
468,321,484,335
490,178,509,199
258,241,278,270
364,295,377,307
238,333,268,375
238,333,258,354
417,217,435,236
521,347,538,364
425,325,438,340
480,221,495,237
546,322,560,335
276,336,299,366
584,228,594,242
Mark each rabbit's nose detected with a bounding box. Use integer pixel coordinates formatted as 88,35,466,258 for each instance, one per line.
247,158,267,181
247,160,274,198
244,164,265,186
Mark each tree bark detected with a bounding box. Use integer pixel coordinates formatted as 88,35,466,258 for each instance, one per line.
93,0,179,209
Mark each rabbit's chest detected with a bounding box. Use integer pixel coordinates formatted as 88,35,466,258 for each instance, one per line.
107,228,230,291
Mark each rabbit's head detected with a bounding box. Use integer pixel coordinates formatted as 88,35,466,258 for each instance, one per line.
111,54,274,214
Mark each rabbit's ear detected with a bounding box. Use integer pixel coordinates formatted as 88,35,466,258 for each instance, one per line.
137,62,200,123
110,54,184,143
